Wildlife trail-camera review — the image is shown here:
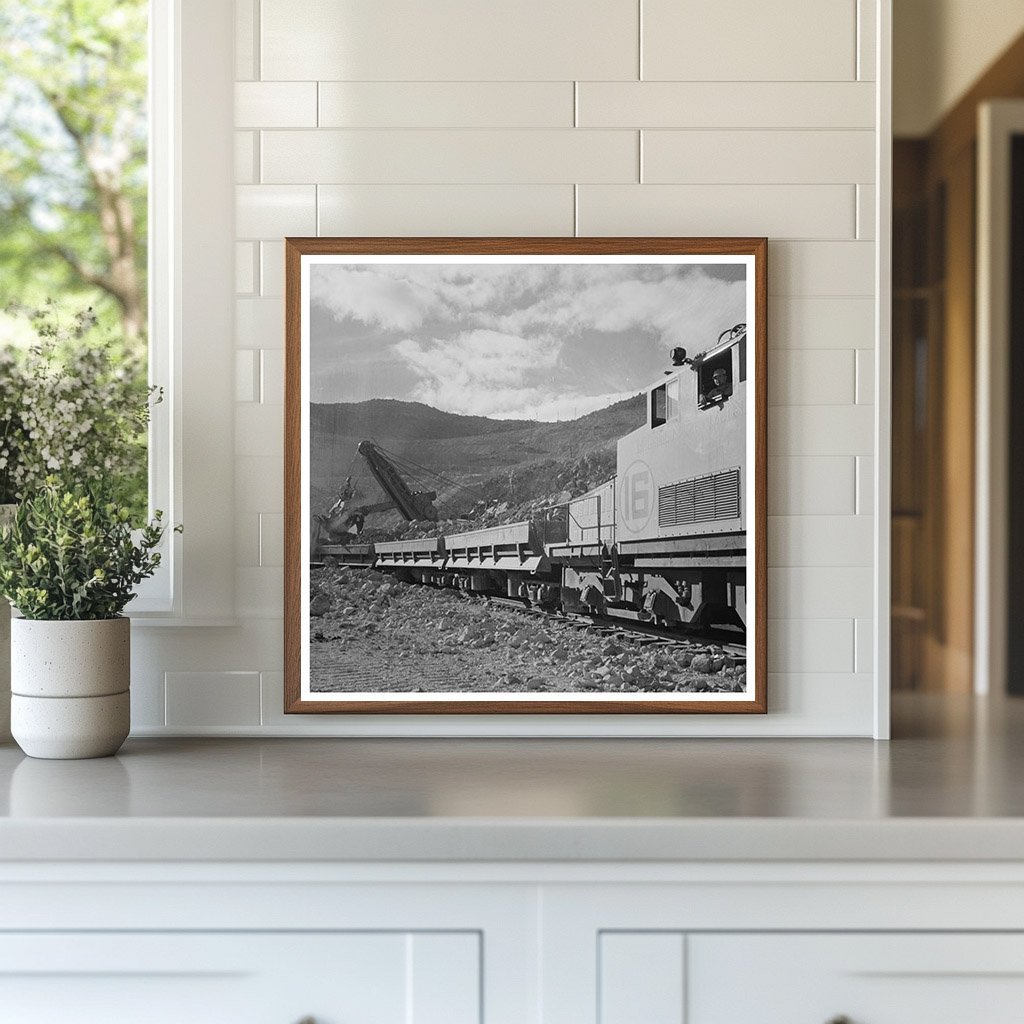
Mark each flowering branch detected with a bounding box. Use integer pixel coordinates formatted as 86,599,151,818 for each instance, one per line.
0,301,156,515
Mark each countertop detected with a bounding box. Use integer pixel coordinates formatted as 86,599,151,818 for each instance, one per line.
1,693,1023,862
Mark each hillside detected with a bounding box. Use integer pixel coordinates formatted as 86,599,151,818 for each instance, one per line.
310,399,527,442
309,393,645,520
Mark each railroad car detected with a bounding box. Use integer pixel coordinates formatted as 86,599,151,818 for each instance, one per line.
315,325,748,643
373,536,446,584
551,323,747,633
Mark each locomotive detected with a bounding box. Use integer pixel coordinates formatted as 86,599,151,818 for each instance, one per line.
315,324,748,642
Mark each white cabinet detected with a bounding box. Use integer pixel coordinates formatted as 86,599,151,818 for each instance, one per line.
7,925,1023,1024
0,872,537,1024
0,932,480,1024
598,933,686,1024
597,933,1024,1024
4,862,1024,1023
540,869,1024,1023
689,934,1024,1024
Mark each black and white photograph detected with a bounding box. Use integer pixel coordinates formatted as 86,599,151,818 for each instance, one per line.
285,239,767,714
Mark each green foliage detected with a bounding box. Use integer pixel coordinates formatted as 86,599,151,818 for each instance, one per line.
0,301,154,517
0,0,148,345
0,478,174,620
0,0,149,518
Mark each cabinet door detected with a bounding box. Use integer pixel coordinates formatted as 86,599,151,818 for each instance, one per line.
689,934,1024,1024
0,932,480,1024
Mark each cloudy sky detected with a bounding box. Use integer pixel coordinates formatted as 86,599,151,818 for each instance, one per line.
309,260,746,421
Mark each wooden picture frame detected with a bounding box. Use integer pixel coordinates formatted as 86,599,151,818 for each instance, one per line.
285,237,767,715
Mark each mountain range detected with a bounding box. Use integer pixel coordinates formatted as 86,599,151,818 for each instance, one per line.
309,394,645,516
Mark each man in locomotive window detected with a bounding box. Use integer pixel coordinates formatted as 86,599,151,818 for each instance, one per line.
708,366,730,401
699,359,733,408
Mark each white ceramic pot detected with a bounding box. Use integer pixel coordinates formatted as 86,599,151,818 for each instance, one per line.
10,617,130,759
0,502,15,744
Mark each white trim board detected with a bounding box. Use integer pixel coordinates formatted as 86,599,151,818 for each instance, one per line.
129,0,237,623
874,0,893,738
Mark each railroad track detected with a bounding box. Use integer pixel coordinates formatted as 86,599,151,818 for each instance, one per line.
488,596,746,663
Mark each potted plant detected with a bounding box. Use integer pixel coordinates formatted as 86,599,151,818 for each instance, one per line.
0,480,171,758
0,302,156,746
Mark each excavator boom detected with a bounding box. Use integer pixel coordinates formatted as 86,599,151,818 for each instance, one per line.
356,440,438,521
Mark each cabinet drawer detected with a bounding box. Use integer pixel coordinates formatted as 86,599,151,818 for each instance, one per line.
688,933,1024,1024
0,932,480,1024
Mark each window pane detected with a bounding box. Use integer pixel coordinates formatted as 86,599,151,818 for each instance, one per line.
666,378,679,420
651,384,667,427
0,0,149,518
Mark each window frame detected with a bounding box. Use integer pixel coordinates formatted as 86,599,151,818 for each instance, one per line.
696,350,735,411
126,0,176,614
649,375,681,429
650,382,668,428
127,0,236,624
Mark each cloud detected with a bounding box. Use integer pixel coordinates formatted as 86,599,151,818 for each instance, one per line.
311,261,749,417
310,266,438,332
309,263,552,334
395,328,567,417
393,328,643,420
497,389,640,423
487,269,747,354
311,263,745,356
355,263,553,314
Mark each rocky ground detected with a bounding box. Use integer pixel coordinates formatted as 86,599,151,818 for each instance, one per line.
309,566,746,696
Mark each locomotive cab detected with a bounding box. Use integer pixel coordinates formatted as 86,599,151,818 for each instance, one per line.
621,324,747,547
548,323,749,639
695,324,745,410
607,324,748,633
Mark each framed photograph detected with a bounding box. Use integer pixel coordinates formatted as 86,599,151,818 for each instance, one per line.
285,238,766,714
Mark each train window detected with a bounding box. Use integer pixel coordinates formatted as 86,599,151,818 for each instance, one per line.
666,378,679,420
697,351,734,410
651,383,668,427
651,378,680,428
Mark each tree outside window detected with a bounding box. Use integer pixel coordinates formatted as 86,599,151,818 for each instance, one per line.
0,0,149,515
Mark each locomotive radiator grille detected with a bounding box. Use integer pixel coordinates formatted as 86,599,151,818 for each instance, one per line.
658,468,740,528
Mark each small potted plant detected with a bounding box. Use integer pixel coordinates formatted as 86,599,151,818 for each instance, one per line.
0,480,171,759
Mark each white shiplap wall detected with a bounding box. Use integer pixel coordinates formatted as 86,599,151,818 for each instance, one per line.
133,0,884,737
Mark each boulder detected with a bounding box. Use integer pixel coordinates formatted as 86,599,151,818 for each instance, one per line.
690,654,713,674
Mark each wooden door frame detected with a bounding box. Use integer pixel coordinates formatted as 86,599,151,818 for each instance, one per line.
975,100,1024,696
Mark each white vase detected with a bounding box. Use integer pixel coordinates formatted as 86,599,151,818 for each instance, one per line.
0,502,15,744
10,617,131,759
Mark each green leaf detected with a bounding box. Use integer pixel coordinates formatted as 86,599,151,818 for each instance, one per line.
0,477,176,619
